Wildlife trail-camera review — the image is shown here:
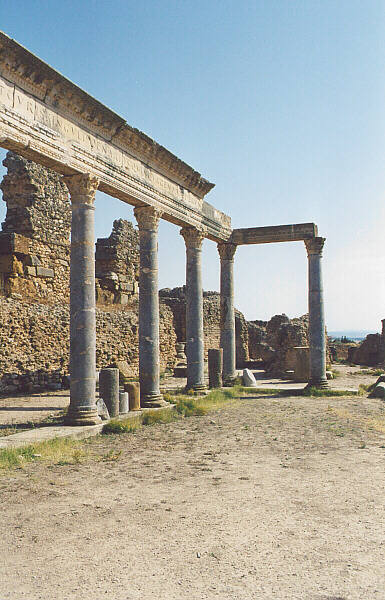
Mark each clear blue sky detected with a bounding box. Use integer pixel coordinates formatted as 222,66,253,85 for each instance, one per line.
0,0,384,331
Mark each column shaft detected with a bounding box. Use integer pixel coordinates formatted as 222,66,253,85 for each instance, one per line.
305,237,328,388
218,243,237,385
181,228,206,391
134,206,165,407
64,173,100,425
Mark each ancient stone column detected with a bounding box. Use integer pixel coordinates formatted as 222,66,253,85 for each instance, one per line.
305,237,328,388
64,173,101,425
180,227,206,391
217,242,237,385
134,206,165,407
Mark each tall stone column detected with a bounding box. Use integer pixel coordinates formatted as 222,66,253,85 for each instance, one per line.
305,237,328,389
134,206,165,407
64,173,101,425
180,227,206,392
217,242,237,385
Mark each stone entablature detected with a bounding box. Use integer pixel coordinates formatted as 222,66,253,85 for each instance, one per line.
0,31,231,241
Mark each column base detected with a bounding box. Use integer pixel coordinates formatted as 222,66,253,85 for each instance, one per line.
223,375,237,387
64,407,101,426
305,379,329,391
186,382,207,394
141,393,168,408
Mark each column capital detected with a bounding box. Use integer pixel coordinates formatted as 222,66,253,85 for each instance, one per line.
305,237,325,257
134,205,162,231
63,173,99,204
217,242,237,261
180,227,205,249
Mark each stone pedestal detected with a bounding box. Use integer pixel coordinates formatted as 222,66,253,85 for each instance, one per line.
305,237,328,388
126,382,141,411
99,368,119,417
218,242,237,385
119,392,129,414
64,174,101,425
174,341,187,377
208,348,223,389
134,206,166,408
180,227,206,392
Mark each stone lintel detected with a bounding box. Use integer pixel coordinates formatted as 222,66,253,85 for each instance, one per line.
230,223,318,245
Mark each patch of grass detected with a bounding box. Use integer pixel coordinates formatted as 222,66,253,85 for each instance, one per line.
175,398,207,417
358,384,372,395
0,437,86,473
102,419,139,435
102,449,122,461
303,386,358,397
142,408,178,426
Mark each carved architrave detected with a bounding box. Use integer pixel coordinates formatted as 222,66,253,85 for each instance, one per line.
305,237,325,257
217,242,237,261
180,227,205,249
134,205,162,231
63,173,99,205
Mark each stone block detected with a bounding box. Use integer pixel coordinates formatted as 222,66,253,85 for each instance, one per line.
118,293,128,305
370,382,385,399
287,346,309,382
242,368,257,387
27,255,42,266
126,382,141,411
97,398,110,420
120,282,135,292
119,391,129,414
36,266,55,278
25,266,36,276
110,360,132,383
374,375,385,386
326,370,333,380
0,233,30,255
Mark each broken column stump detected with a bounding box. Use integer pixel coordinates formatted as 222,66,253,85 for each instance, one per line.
208,348,223,389
99,368,119,418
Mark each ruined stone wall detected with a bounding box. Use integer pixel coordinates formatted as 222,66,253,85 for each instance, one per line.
95,219,139,306
159,287,249,364
0,297,176,394
0,152,71,302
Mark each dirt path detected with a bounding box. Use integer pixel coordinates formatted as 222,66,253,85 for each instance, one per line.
1,393,384,599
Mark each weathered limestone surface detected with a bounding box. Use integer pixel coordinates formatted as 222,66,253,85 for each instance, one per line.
349,323,385,366
231,223,317,245
0,152,71,302
305,237,328,388
65,173,100,425
135,206,165,407
95,219,139,305
208,348,223,389
181,227,206,391
0,297,176,395
0,32,231,241
218,242,237,384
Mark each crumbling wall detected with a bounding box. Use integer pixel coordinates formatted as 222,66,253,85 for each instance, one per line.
95,219,139,305
159,287,249,364
0,151,71,302
0,297,176,394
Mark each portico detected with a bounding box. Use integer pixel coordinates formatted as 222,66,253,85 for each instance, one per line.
0,32,328,424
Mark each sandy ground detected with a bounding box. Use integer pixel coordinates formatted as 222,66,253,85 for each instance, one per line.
1,389,384,599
